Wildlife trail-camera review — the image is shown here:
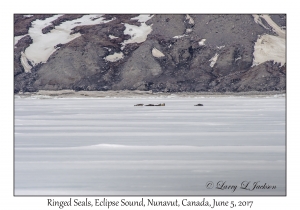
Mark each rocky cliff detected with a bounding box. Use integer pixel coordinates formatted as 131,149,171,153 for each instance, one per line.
14,14,286,93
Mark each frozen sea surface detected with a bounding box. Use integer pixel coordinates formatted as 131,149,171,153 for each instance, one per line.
14,96,285,195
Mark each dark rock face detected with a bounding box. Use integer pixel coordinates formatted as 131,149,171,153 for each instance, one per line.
269,14,286,28
211,61,286,92
14,63,41,93
146,14,186,39
42,15,86,34
113,40,163,91
14,14,286,93
14,35,33,76
32,36,108,90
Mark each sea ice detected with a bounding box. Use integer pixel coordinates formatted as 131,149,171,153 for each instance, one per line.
14,96,285,195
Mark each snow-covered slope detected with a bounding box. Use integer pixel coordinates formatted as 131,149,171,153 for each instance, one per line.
252,15,286,66
14,14,286,93
120,15,153,50
18,15,113,72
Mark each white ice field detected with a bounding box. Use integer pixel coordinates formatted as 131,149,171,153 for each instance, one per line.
14,96,285,195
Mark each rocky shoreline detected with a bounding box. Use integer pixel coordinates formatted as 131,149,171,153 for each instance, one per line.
14,90,286,99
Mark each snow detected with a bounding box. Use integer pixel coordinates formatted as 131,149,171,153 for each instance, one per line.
104,52,124,62
14,34,28,45
252,14,270,30
119,15,153,50
108,35,118,39
131,14,154,23
252,15,285,66
209,53,219,67
217,45,225,49
173,34,188,39
235,56,242,62
252,34,285,66
23,15,113,70
259,15,285,38
152,47,165,58
253,15,285,38
23,15,33,18
186,14,194,25
103,47,111,52
15,97,285,195
186,28,193,33
20,52,32,73
121,23,152,50
198,39,206,46
173,15,194,39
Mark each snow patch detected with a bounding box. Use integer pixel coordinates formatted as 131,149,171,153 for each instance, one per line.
252,15,270,30
198,39,206,46
105,52,124,62
252,15,285,66
235,56,242,62
259,15,285,38
209,53,219,67
173,34,188,39
103,47,111,52
152,48,165,58
186,28,193,33
186,15,194,25
131,15,154,23
217,45,225,49
252,34,285,66
109,35,118,39
23,15,33,18
23,15,112,68
172,15,194,39
121,23,152,50
20,52,32,73
14,34,28,45
253,15,285,38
